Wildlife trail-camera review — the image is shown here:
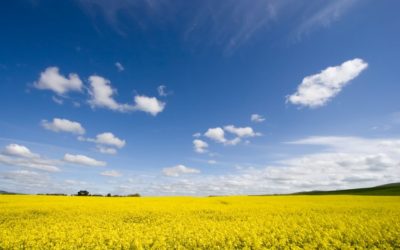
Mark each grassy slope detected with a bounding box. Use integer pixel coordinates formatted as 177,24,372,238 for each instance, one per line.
0,191,18,195
293,183,400,196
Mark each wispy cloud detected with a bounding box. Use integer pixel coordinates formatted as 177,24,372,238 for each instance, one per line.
77,0,361,53
63,153,106,167
294,0,359,39
115,62,125,72
162,164,200,177
101,170,122,177
157,85,172,97
251,114,265,123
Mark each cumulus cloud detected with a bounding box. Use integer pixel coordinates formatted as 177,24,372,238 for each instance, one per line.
88,75,121,110
34,67,83,95
63,154,106,167
115,62,124,72
3,144,39,158
251,114,265,123
224,125,260,138
41,118,85,135
193,139,208,154
79,132,125,154
88,75,165,115
204,127,227,144
101,170,122,177
162,164,200,177
204,126,260,146
92,132,126,148
0,144,60,172
287,58,368,108
133,95,165,116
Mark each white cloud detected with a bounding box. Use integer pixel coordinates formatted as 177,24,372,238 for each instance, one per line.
225,137,242,146
93,132,126,148
251,114,265,123
193,139,208,154
41,118,85,135
287,58,368,108
224,125,260,138
115,62,124,72
162,164,200,177
204,127,226,144
101,170,122,177
34,67,83,95
0,155,60,172
88,75,122,111
0,144,60,172
79,132,125,155
208,160,217,165
3,144,39,158
88,75,166,115
204,126,260,146
132,95,165,116
63,154,106,167
139,136,400,195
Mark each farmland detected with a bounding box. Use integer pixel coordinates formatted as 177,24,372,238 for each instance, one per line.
0,195,399,249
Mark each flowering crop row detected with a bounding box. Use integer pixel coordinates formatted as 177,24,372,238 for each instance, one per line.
0,195,399,249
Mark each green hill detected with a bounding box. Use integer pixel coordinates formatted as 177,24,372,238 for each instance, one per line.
293,183,400,196
0,190,19,195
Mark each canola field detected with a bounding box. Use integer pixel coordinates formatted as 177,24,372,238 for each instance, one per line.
0,195,399,249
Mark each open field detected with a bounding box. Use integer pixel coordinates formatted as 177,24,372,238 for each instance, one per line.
0,195,399,249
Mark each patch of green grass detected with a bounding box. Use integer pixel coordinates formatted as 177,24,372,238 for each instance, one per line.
293,183,400,196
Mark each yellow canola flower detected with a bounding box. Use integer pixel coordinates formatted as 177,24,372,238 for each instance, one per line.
0,195,399,249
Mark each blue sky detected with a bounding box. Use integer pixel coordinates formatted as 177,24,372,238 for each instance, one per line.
0,0,399,195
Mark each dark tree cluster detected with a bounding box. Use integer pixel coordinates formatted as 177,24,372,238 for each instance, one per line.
77,190,89,196
76,190,141,197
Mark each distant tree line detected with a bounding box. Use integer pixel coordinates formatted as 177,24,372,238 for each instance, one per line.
76,190,140,197
35,190,140,197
